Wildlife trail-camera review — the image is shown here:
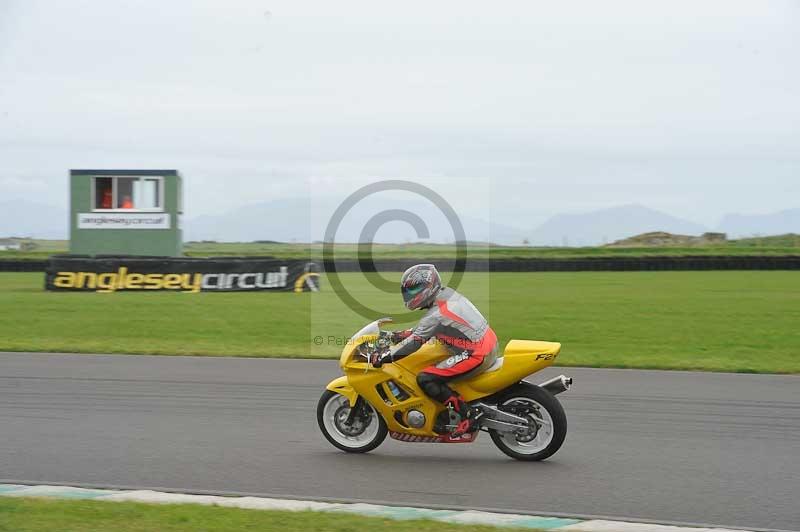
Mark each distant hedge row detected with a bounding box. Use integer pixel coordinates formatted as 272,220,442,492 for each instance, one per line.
324,256,800,272
3,255,800,273
0,260,47,272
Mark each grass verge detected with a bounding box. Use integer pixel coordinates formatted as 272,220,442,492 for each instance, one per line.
1,271,798,373
0,497,533,532
2,237,800,260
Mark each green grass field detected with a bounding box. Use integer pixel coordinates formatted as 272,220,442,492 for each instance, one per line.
0,498,531,532
2,235,800,261
1,271,798,373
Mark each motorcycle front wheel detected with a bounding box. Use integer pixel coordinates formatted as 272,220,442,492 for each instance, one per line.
317,390,387,453
489,382,567,461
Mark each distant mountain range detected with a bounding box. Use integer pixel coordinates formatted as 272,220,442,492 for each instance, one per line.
185,202,800,245
183,198,533,245
1,198,797,246
528,204,708,246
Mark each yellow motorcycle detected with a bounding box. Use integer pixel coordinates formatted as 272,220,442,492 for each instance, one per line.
318,318,572,461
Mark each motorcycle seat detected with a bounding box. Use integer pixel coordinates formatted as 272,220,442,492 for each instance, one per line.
503,340,562,358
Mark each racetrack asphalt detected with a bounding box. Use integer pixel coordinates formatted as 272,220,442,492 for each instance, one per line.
0,353,797,531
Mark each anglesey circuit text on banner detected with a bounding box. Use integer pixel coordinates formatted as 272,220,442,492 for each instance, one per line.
50,267,289,293
44,258,321,293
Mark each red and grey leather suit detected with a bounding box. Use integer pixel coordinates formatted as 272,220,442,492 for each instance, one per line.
390,287,499,404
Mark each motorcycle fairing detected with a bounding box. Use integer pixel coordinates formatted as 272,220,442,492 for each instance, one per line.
389,430,478,443
329,325,561,437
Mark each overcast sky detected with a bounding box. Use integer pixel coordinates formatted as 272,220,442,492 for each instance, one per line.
1,0,798,229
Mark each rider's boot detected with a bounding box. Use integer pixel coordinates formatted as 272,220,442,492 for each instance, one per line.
444,394,478,437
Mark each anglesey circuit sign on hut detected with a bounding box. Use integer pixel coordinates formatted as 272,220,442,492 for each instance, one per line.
69,170,183,256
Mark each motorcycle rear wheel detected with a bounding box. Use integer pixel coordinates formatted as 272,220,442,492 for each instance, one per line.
488,382,567,461
317,390,388,453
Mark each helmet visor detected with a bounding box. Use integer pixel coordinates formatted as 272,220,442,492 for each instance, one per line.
402,284,425,303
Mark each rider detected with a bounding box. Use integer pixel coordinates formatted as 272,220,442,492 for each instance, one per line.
370,264,498,437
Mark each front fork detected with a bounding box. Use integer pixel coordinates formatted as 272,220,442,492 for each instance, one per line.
344,396,367,426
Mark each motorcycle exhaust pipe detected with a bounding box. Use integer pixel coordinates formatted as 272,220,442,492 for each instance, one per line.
539,375,573,395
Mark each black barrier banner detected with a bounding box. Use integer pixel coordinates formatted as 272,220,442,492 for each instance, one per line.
322,256,800,272
45,256,321,293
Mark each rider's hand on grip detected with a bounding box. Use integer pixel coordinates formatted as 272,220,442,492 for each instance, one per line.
369,352,386,368
390,330,409,344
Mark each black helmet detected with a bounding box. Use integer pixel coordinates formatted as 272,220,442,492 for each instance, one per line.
400,264,441,310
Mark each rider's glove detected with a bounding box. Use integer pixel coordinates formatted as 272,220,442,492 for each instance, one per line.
370,350,391,368
390,330,410,344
